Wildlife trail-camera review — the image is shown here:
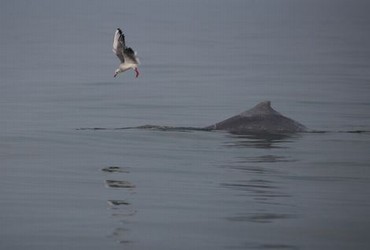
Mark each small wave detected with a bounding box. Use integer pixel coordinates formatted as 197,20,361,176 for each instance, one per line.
77,126,370,135
102,166,130,173
77,125,211,132
307,130,370,134
105,180,135,189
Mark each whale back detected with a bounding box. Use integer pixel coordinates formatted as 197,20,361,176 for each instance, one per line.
205,101,307,134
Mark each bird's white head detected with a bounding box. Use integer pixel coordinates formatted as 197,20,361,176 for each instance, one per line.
113,68,122,78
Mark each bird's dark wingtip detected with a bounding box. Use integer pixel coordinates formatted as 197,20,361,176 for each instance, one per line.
117,28,122,34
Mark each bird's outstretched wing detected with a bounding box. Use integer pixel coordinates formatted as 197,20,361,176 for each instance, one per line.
112,28,126,63
124,47,140,65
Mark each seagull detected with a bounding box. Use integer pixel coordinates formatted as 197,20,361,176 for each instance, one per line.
112,28,140,78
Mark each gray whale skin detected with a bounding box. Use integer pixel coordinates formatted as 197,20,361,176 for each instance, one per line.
205,101,307,134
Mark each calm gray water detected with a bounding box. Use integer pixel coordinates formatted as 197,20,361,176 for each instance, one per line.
1,0,370,249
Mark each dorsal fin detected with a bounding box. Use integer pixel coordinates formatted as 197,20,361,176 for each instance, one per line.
240,101,280,117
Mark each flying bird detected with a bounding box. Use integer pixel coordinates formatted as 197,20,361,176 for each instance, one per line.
112,28,140,78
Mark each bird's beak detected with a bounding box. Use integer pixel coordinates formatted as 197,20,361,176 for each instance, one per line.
113,72,117,78
134,68,140,78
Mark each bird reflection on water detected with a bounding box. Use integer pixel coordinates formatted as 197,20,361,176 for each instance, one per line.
102,166,136,245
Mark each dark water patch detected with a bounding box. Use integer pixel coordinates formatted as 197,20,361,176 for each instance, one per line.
308,130,370,134
257,244,298,250
250,191,291,201
107,200,136,215
222,164,281,175
222,179,276,190
284,175,363,183
239,155,297,164
221,179,290,202
108,227,133,245
231,242,299,250
105,180,135,189
344,130,370,134
111,211,137,217
227,213,295,223
77,127,110,130
108,200,130,206
254,244,299,250
102,166,130,173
